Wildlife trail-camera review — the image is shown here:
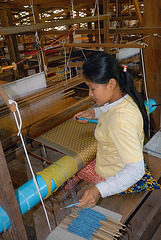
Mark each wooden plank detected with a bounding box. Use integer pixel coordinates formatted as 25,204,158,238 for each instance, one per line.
13,27,161,37
103,0,110,53
139,206,161,240
0,141,28,239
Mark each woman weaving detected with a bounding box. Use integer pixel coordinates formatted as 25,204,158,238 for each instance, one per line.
73,53,148,208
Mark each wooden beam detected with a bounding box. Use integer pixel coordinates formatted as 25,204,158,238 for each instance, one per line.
103,0,110,53
133,0,143,27
63,42,145,48
109,27,161,34
36,27,161,37
0,9,19,79
139,206,161,240
0,14,110,35
0,141,28,239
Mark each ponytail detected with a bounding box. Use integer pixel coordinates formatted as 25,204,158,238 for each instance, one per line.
121,70,149,138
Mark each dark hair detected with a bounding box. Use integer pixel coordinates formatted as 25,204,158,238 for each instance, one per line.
82,52,148,137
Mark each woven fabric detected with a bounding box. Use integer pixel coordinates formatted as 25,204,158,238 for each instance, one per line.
36,119,97,170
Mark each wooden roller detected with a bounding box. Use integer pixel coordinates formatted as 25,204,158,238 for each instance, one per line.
0,62,17,73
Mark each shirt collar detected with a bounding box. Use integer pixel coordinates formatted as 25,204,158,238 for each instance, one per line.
100,94,129,112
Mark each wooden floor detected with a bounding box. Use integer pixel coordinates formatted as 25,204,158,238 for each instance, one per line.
2,144,161,240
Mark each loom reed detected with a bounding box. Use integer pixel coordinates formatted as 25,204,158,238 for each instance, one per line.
61,208,126,240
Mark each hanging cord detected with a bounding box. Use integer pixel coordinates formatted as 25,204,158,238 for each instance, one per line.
71,0,75,18
80,48,87,61
140,43,151,138
8,99,52,232
67,47,73,79
92,0,97,16
92,0,102,50
29,0,42,72
17,35,68,66
61,39,68,85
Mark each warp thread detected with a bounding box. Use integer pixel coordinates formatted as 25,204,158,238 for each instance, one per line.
37,155,78,198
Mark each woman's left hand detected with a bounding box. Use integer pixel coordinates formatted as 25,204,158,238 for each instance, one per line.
77,186,101,208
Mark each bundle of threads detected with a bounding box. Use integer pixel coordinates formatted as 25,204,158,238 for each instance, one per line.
61,208,126,240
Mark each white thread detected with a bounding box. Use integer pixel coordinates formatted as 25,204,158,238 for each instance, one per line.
8,99,52,232
67,47,73,78
92,0,97,16
62,39,68,85
71,0,75,18
29,0,46,73
80,48,87,61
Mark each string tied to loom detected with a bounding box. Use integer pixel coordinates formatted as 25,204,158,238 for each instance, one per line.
7,98,52,232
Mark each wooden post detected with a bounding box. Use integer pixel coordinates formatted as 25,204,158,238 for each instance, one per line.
103,0,110,53
0,9,19,80
0,141,28,240
143,0,161,134
87,6,93,43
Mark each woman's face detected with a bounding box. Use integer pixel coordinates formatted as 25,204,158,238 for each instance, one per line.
85,79,113,106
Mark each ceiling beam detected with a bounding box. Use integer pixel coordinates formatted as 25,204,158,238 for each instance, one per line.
0,14,110,35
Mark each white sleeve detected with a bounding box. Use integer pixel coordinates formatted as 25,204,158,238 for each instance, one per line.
96,160,145,198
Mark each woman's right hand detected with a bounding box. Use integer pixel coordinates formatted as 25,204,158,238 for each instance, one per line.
74,109,95,123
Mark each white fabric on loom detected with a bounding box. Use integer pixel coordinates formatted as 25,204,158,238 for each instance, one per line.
93,94,145,198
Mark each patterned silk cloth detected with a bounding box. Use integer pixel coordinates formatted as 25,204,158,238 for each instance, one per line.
36,118,97,171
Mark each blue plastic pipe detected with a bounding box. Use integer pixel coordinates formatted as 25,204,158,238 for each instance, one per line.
0,207,11,233
0,175,57,233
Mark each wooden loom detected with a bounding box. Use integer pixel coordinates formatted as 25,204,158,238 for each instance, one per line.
0,73,92,138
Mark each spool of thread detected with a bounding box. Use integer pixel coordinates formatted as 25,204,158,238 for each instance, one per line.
0,62,17,73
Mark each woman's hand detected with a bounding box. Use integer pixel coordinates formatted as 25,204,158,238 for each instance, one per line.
74,109,95,123
77,186,101,208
